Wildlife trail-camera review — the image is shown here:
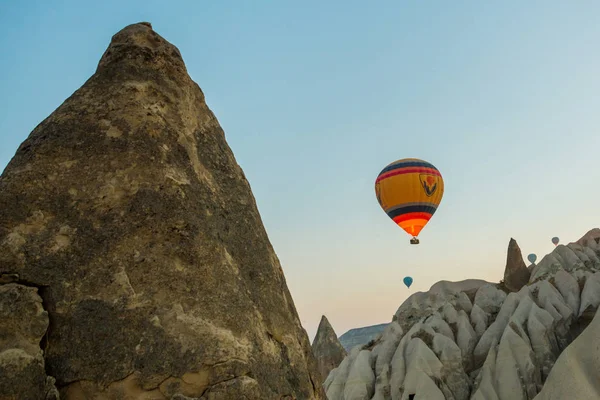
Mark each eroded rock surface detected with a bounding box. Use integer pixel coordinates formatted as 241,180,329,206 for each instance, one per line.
0,283,58,400
535,295,600,399
504,238,530,292
0,22,324,399
312,315,347,382
325,229,600,400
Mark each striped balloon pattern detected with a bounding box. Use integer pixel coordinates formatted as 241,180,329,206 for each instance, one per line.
375,158,444,240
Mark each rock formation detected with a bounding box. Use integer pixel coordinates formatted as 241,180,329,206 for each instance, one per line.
534,301,600,399
0,284,59,400
324,228,600,400
0,22,324,399
312,316,347,382
503,238,530,292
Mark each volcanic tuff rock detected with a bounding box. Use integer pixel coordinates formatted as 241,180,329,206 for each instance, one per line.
0,283,59,400
503,238,530,292
312,316,347,382
324,228,600,400
0,22,324,399
534,293,600,399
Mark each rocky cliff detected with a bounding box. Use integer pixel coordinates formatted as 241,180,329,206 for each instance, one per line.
324,228,600,400
312,316,347,382
0,22,324,400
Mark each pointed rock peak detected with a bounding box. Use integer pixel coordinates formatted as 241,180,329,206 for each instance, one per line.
0,23,325,399
97,21,186,75
503,238,530,292
576,228,600,247
317,315,332,331
312,315,346,382
313,315,339,347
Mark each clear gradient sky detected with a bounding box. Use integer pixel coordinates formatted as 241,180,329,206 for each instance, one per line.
1,1,599,341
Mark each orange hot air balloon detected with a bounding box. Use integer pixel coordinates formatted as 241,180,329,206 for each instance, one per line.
375,158,444,244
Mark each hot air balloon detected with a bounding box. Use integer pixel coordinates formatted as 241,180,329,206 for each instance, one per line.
375,158,444,244
527,253,537,264
552,237,559,246
403,276,413,288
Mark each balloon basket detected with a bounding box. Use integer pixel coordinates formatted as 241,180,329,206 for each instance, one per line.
410,237,420,245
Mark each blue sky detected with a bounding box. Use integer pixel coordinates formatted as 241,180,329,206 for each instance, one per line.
1,1,599,340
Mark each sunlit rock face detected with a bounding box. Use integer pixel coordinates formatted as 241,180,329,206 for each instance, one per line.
325,229,600,400
0,22,324,400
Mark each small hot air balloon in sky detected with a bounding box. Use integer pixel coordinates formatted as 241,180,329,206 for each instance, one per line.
403,276,413,288
375,158,444,244
552,237,560,246
528,253,537,264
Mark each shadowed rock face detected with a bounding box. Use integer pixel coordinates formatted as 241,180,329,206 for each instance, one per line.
0,22,324,399
312,315,347,382
0,284,58,400
534,291,600,399
324,229,600,400
503,238,530,292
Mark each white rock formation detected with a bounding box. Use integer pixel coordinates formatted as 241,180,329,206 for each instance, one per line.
324,228,600,400
534,297,600,399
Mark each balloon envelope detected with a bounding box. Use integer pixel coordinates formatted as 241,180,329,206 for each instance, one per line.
552,237,559,246
528,253,537,263
375,158,444,239
403,276,413,288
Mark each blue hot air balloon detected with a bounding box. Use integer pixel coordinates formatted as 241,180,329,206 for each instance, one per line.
552,237,560,246
403,276,413,288
527,253,537,264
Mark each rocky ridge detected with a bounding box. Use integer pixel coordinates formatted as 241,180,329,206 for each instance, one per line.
324,229,600,400
339,323,390,352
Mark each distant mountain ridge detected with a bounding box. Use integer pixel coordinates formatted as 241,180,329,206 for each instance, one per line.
338,323,390,352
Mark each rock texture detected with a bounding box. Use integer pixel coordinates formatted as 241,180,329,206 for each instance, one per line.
312,316,347,382
534,299,600,400
324,229,600,400
0,283,58,400
503,238,530,292
0,22,324,399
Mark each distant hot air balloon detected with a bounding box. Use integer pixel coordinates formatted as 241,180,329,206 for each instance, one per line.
403,276,413,288
375,158,444,244
552,237,560,246
528,253,537,264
